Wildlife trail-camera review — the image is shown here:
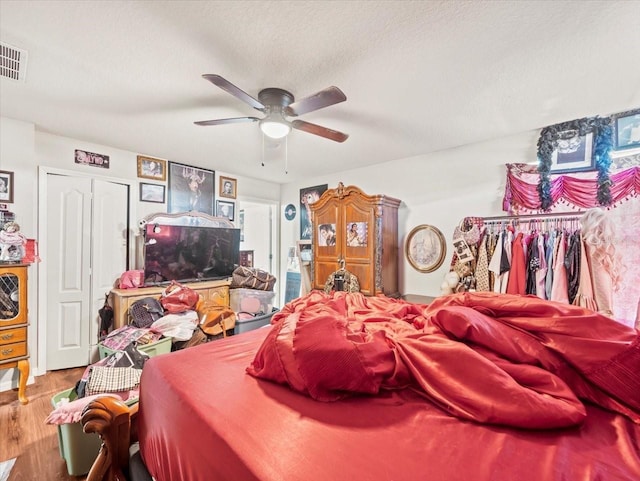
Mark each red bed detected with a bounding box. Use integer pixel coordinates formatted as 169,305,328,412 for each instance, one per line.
128,291,640,481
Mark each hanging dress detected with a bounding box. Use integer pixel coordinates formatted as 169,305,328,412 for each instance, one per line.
584,243,615,318
506,232,526,295
572,237,597,312
550,231,569,304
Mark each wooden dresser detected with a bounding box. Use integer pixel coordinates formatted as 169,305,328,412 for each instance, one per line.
310,183,401,297
110,279,231,329
0,263,30,404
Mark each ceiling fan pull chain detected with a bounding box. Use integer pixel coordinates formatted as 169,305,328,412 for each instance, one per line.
261,134,265,167
285,136,288,175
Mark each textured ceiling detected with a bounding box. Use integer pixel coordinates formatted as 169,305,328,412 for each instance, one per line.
1,0,639,183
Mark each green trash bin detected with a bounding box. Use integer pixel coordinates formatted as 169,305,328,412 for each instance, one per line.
51,387,137,476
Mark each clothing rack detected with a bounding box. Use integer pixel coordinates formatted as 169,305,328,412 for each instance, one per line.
478,211,585,223
469,211,587,234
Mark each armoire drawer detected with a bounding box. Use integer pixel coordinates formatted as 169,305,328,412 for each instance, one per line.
0,327,27,346
0,341,27,361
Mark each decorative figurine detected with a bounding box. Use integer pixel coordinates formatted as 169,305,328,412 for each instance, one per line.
0,221,27,262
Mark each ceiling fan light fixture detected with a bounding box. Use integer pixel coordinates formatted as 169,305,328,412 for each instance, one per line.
259,119,291,139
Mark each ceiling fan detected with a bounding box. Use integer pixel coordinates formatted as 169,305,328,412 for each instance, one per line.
194,74,349,143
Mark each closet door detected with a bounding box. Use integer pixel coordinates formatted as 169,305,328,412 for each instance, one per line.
45,174,129,369
342,196,376,296
312,197,342,290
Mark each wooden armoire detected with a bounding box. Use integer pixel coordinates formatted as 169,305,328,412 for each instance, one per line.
310,183,401,297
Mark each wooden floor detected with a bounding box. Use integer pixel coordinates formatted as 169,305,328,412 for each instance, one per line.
0,367,88,481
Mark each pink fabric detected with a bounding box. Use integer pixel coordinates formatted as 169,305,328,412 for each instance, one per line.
503,164,640,212
44,392,136,425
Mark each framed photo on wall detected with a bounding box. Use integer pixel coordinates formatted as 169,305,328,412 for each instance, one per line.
0,170,14,203
137,155,167,181
168,162,215,215
300,184,328,240
139,183,166,203
405,224,446,273
613,108,640,150
75,149,110,169
219,176,237,199
550,131,594,173
216,200,235,221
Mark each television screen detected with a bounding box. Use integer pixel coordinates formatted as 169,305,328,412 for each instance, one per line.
143,224,240,285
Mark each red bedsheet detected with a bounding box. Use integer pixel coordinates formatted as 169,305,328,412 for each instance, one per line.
138,293,640,481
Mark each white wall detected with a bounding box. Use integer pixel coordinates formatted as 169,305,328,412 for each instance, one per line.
0,116,280,390
0,117,36,389
279,129,540,301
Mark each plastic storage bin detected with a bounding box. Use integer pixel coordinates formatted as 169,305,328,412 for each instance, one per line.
98,335,172,359
230,288,276,315
235,308,279,334
51,388,137,476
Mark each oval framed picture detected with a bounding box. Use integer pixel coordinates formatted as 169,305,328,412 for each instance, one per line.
405,224,446,273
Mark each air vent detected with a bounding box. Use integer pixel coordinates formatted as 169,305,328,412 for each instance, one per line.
0,42,28,82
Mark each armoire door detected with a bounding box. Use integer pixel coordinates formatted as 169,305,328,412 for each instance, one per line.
45,174,129,370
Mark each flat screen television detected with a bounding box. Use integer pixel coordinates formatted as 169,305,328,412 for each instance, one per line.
143,224,240,285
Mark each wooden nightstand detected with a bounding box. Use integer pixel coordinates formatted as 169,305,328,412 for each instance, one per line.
0,263,30,404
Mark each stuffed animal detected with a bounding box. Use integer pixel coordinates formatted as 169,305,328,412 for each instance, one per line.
440,271,460,296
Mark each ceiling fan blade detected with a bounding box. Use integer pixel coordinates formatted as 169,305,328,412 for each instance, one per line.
286,86,347,117
194,117,260,126
202,74,265,111
291,119,349,143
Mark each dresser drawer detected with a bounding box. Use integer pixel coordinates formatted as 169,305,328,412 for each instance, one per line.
0,327,27,346
0,341,27,361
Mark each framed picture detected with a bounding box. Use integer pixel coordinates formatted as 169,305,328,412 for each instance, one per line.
216,200,235,221
139,183,166,203
613,108,640,151
168,162,215,215
75,149,110,169
405,224,446,273
0,170,14,203
549,130,595,173
137,155,167,181
300,184,328,240
219,176,237,199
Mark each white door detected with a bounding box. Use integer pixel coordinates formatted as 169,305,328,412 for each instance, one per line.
45,174,129,369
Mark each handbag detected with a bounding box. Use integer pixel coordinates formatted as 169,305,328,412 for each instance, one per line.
129,297,164,328
453,218,481,246
160,280,200,314
119,270,145,289
230,266,276,291
197,300,236,337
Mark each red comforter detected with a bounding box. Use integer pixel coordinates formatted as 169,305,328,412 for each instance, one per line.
248,291,640,429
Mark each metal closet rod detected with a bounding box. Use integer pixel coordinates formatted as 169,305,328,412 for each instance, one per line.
478,211,586,223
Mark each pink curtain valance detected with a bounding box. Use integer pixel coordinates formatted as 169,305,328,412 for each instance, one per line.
503,164,639,213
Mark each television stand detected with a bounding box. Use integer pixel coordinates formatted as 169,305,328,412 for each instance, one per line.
110,279,230,329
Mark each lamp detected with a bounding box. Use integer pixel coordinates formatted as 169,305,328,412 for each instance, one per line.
259,117,291,139
259,105,291,139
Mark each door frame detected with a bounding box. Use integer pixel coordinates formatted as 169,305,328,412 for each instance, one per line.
37,166,137,374
236,195,280,304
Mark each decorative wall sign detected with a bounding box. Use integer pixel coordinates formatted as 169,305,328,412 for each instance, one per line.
405,224,446,273
284,204,296,221
75,149,110,168
168,162,215,215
